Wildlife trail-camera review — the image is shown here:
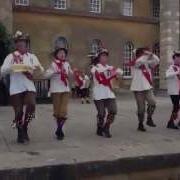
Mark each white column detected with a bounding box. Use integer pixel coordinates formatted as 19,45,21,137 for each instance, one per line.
160,0,180,89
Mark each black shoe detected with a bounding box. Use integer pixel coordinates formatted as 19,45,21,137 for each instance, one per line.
86,100,90,104
23,127,30,142
96,127,104,136
55,128,65,140
17,127,25,144
138,123,146,132
167,121,179,130
103,127,112,138
146,119,156,127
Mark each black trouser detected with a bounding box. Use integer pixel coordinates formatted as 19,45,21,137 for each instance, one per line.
170,95,180,112
169,95,180,121
94,98,117,128
79,88,89,98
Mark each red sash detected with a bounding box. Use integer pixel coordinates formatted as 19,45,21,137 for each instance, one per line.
125,55,153,86
74,72,83,88
54,59,68,86
95,67,118,89
140,65,153,86
12,52,33,80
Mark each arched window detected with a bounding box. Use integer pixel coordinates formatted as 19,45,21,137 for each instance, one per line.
15,0,29,6
90,0,102,13
152,0,160,17
54,0,67,10
90,39,103,54
123,42,134,78
54,36,68,49
122,0,133,16
152,42,160,78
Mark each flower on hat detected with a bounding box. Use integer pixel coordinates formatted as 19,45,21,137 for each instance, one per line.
14,30,23,38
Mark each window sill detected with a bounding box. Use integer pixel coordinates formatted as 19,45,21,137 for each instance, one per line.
15,4,29,6
13,6,159,24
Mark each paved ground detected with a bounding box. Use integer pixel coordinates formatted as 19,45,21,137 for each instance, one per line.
0,93,180,170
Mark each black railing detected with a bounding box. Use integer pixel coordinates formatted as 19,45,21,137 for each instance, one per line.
34,79,51,103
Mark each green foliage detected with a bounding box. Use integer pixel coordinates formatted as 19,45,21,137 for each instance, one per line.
0,23,12,66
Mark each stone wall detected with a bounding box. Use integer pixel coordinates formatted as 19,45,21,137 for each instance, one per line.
24,0,154,18
0,0,12,33
13,11,158,72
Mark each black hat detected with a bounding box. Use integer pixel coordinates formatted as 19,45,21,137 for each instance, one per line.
13,30,30,43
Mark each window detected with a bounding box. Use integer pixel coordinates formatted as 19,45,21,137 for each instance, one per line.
90,0,102,13
122,0,133,16
123,42,134,78
15,0,29,6
54,0,67,10
152,0,160,17
90,39,103,54
152,43,160,78
54,36,68,49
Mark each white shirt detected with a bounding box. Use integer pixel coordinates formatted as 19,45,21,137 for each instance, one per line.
1,51,44,95
80,75,90,89
91,63,123,100
166,64,180,95
45,61,72,93
130,54,160,91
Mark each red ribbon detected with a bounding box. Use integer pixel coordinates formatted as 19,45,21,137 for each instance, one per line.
74,71,83,88
140,65,153,86
125,55,153,86
54,59,68,86
95,67,118,89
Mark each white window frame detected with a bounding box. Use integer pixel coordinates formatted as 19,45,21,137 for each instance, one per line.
92,43,99,54
90,0,102,14
15,0,29,6
91,39,102,54
122,0,133,16
123,42,134,79
152,43,160,79
54,0,67,10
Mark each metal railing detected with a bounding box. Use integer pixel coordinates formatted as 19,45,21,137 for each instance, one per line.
34,79,50,99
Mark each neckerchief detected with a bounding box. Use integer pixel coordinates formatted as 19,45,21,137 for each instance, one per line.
54,59,68,86
95,64,118,89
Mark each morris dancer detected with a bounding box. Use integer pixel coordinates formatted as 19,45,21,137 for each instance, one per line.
128,47,160,132
166,51,180,129
45,47,72,140
91,48,123,138
74,70,90,104
1,31,44,143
